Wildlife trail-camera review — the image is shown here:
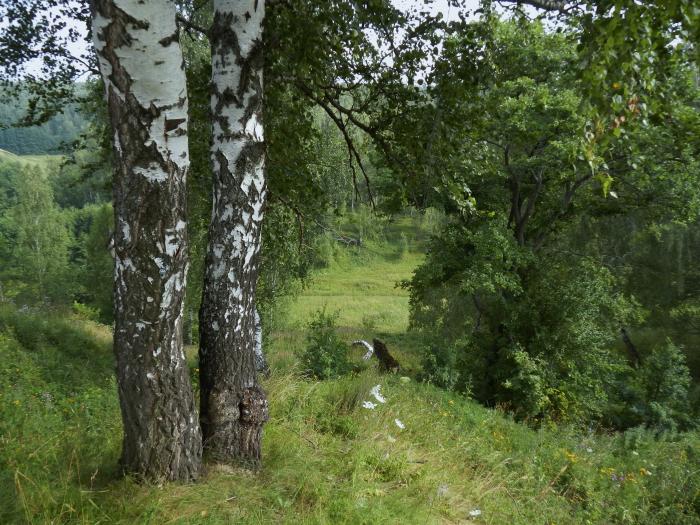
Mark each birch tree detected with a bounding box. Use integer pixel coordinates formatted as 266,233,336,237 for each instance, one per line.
199,0,269,464
90,0,202,480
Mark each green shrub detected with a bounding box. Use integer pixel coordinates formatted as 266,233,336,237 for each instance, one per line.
345,205,388,242
639,341,693,429
610,340,694,432
419,341,462,392
409,219,638,425
312,233,337,268
420,207,444,235
298,309,351,380
71,300,101,322
399,232,410,259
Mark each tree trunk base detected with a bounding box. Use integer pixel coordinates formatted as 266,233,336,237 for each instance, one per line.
202,385,269,466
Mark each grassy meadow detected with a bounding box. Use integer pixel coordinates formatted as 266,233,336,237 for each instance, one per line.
1,215,699,524
0,149,62,167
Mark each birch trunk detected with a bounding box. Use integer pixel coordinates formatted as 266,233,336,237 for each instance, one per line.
199,0,269,465
91,0,202,481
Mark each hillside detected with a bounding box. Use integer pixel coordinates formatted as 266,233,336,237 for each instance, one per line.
0,89,87,155
0,148,62,167
1,221,699,524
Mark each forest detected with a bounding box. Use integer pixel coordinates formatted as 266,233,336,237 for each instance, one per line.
0,90,85,154
0,0,699,523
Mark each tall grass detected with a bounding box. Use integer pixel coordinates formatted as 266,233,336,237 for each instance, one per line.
1,213,699,524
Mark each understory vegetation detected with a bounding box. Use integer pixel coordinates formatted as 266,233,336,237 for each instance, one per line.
2,225,699,524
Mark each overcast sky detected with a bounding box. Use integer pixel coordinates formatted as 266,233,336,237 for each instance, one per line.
394,0,481,20
23,0,487,79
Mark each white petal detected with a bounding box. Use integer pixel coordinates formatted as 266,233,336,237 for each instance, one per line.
370,384,386,403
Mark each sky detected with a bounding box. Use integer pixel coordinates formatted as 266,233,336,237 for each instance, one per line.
61,0,482,62
394,0,481,21
21,0,494,79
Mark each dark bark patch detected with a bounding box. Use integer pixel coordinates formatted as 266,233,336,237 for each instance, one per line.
240,385,269,425
165,117,187,134
159,31,180,47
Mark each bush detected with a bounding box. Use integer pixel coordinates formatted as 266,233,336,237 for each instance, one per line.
71,301,101,322
346,205,387,242
312,233,337,268
409,218,640,425
419,341,463,392
399,232,410,259
298,309,351,380
610,340,694,432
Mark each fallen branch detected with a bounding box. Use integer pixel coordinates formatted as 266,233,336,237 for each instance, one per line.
352,338,400,372
336,235,362,247
352,340,375,360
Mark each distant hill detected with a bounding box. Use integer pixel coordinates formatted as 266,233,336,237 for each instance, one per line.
0,148,63,168
0,89,87,155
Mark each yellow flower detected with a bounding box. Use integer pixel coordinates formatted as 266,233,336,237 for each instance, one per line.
639,468,652,476
564,450,578,463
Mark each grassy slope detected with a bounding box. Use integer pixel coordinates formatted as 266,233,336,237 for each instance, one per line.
0,149,62,168
1,217,699,524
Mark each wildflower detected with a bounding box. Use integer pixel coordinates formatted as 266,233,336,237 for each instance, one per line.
448,400,454,405
370,385,386,404
564,450,578,463
640,467,652,476
362,401,377,410
469,509,482,518
394,419,405,429
612,473,628,483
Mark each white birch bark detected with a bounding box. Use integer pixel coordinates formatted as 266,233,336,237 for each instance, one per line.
91,0,202,481
199,0,269,464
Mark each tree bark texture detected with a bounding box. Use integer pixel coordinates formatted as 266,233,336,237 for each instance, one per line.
199,0,269,465
91,0,202,481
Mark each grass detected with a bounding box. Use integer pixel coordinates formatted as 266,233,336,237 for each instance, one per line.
1,214,699,524
0,149,62,168
287,252,421,335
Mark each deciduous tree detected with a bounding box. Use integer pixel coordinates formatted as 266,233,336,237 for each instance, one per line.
90,0,201,480
198,0,269,465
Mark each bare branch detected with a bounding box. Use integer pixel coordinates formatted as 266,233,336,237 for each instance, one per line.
269,191,305,251
176,14,209,38
498,0,575,13
295,81,376,209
